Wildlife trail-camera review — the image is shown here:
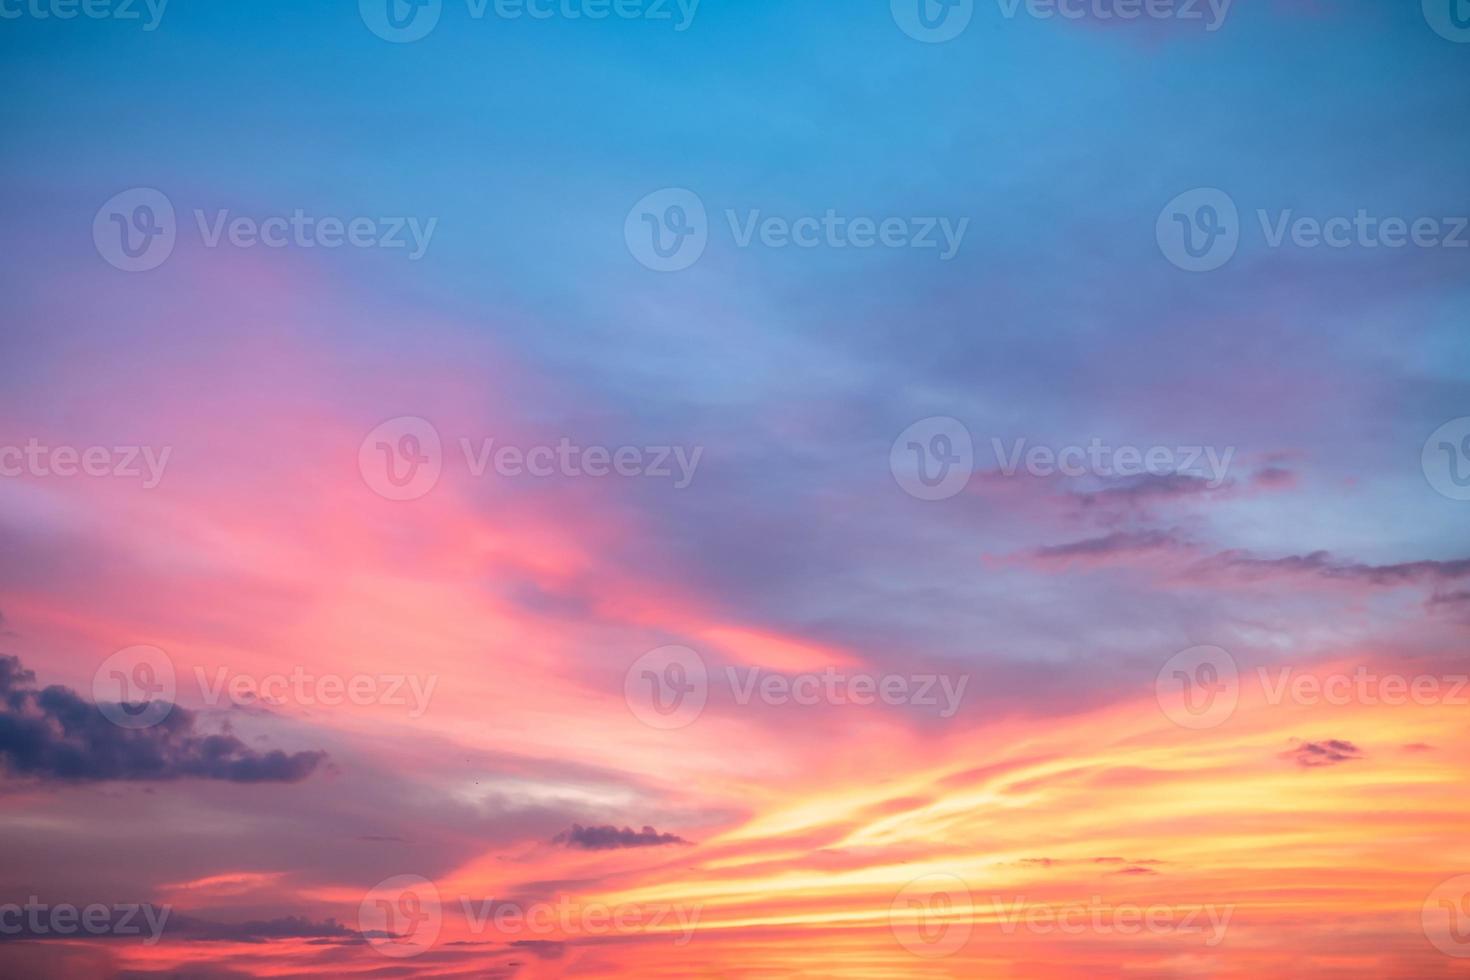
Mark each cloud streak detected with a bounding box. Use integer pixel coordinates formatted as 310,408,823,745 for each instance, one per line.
551,824,691,850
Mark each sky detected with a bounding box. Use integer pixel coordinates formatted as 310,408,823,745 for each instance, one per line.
1,0,1469,976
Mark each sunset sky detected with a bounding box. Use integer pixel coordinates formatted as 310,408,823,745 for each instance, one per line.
2,1,1470,977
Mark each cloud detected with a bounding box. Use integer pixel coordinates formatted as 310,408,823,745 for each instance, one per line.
0,656,326,784
551,824,691,850
1426,590,1470,620
1281,739,1364,768
1193,551,1470,587
1071,473,1225,511
0,911,358,945
1031,530,1184,564
163,915,359,944
1013,540,1470,593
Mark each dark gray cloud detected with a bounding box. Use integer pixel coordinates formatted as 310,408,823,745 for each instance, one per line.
0,656,325,784
164,915,359,944
1282,739,1364,768
551,824,690,850
0,910,356,945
